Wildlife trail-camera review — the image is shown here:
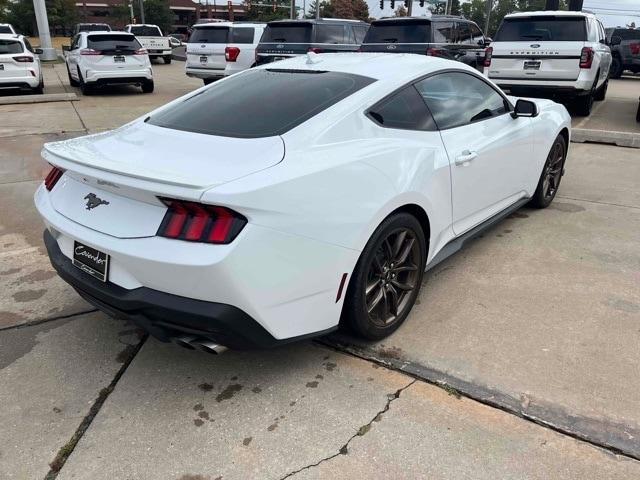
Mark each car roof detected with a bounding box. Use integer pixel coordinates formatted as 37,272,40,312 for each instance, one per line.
0,33,23,41
256,52,474,83
505,10,595,19
267,18,367,25
193,22,264,28
83,30,132,36
373,15,471,23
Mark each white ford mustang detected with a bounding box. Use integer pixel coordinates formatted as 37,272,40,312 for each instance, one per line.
35,53,571,353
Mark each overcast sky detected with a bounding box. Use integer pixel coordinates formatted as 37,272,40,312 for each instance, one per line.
362,0,640,26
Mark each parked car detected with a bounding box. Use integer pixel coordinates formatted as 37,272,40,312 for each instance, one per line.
0,23,17,34
71,23,111,37
168,35,183,48
485,10,611,116
255,18,368,66
186,22,265,85
36,53,571,352
606,27,640,78
0,34,44,94
64,31,153,94
360,16,489,71
125,24,173,64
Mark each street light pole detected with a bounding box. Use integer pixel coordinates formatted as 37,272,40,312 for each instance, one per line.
32,0,57,61
139,0,146,23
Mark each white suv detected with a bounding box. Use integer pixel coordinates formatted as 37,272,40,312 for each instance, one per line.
485,11,611,115
0,34,44,94
186,22,265,85
65,31,153,95
0,24,17,34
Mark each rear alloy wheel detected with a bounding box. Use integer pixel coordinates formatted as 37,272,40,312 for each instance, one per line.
609,56,623,79
343,213,426,340
141,80,154,93
164,55,172,64
530,134,566,209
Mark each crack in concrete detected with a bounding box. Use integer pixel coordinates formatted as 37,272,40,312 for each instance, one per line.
43,334,148,479
321,337,640,462
0,308,98,333
279,379,416,479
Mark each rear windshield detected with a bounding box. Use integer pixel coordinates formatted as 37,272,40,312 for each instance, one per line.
80,24,111,32
608,28,640,41
148,69,375,138
0,40,22,54
261,24,312,43
188,26,229,44
495,16,586,42
129,25,162,36
364,20,430,44
0,26,13,34
87,34,141,52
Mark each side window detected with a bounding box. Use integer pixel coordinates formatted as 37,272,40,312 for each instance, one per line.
347,26,356,44
469,23,483,45
23,38,34,52
316,25,345,44
231,28,255,44
456,22,472,45
432,22,454,43
587,19,598,42
71,35,80,50
415,72,508,130
353,25,368,44
367,86,436,131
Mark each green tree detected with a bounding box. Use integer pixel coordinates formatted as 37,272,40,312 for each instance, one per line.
48,0,79,36
133,0,173,34
450,0,460,15
5,0,35,35
320,0,368,21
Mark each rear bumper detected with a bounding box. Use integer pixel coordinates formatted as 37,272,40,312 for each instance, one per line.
185,66,226,79
0,75,40,89
492,82,592,98
43,229,328,349
85,68,153,84
147,50,172,56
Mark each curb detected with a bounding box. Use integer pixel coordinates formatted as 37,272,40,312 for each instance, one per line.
572,128,640,148
0,92,78,105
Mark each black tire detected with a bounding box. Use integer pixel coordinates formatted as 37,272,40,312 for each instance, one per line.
594,78,608,101
342,212,427,340
609,56,623,79
33,77,44,94
141,80,154,93
67,63,79,87
164,55,172,64
529,134,566,209
636,100,640,123
572,78,596,116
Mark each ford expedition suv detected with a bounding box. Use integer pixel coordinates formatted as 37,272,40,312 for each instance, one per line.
485,10,611,115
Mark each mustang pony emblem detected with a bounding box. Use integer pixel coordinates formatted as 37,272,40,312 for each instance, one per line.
84,193,110,210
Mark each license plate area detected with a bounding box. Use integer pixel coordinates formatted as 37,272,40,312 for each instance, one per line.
114,55,125,63
272,56,287,62
523,60,541,70
200,55,208,64
73,241,109,282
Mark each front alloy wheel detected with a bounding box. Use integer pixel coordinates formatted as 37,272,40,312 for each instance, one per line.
343,213,426,340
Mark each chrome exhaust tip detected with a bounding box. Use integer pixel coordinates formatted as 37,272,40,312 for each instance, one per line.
172,335,198,350
198,340,228,355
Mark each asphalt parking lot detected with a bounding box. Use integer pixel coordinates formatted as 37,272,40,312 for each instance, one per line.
1,61,639,479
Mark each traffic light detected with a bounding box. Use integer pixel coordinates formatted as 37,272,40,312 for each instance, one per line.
390,0,395,8
379,0,383,8
419,0,424,5
404,0,409,7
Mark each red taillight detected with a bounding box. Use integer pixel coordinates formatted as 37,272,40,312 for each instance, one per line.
308,47,323,54
157,199,247,244
630,43,640,55
225,46,240,62
80,49,102,56
44,166,64,191
13,55,34,63
484,46,493,67
579,47,594,68
134,48,148,55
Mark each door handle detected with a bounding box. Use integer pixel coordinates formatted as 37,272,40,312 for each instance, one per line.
455,150,478,166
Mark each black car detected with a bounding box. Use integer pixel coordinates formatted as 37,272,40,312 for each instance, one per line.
606,27,640,78
255,19,369,66
359,16,489,71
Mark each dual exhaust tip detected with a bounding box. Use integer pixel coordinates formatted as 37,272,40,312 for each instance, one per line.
171,335,228,355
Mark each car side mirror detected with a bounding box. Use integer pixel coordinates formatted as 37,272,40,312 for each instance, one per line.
62,45,70,52
34,48,43,54
511,99,538,118
610,36,622,46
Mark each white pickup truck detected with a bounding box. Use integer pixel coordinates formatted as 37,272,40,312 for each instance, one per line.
125,24,173,64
